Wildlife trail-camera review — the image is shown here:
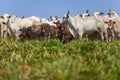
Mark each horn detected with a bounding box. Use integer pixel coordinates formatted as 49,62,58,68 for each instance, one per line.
67,10,70,16
55,16,58,19
86,9,89,13
50,16,52,19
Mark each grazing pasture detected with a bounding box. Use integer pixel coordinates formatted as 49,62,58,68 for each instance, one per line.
0,39,120,80
0,10,120,80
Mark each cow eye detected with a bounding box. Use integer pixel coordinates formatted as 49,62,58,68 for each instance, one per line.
63,17,66,19
7,16,11,18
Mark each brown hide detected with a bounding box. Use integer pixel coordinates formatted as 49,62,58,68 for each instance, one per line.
56,22,74,43
83,30,101,40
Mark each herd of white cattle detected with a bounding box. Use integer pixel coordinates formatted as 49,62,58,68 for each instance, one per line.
0,9,120,43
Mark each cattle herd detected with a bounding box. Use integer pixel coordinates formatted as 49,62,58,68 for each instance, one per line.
0,9,120,43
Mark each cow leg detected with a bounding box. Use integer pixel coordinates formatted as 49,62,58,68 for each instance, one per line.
100,32,104,41
78,31,83,40
0,26,3,38
111,30,115,41
3,30,8,39
48,32,51,39
117,33,120,40
104,32,109,42
7,28,12,38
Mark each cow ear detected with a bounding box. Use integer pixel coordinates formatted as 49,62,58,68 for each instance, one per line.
88,14,90,16
113,21,116,24
100,12,104,15
104,21,108,24
0,16,4,18
79,14,83,17
8,16,11,18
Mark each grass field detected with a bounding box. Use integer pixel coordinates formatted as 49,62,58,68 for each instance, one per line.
0,39,120,80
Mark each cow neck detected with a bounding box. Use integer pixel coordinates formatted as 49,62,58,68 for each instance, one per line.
66,16,80,39
7,17,16,38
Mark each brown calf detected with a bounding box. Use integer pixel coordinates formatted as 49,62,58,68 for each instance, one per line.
82,30,101,40
104,20,116,41
54,21,74,43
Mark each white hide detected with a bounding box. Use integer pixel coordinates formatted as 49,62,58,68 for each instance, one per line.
2,13,10,23
108,10,119,18
62,13,107,40
93,12,104,18
24,16,41,25
40,18,59,26
8,16,35,38
3,15,41,39
0,13,11,38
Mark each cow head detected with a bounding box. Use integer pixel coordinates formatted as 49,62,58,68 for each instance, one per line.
0,13,11,24
104,20,116,30
108,9,119,17
104,20,116,39
62,10,70,21
50,16,58,21
94,12,104,17
80,9,90,18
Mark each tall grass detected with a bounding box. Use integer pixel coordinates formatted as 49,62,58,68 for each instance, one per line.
0,39,120,80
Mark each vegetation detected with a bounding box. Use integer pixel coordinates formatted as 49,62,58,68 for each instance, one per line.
0,39,120,80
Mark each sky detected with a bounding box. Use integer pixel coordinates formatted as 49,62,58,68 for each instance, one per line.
0,0,120,19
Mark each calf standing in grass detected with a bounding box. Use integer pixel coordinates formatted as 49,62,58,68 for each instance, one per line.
104,20,116,41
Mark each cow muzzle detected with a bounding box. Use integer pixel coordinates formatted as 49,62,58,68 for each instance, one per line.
2,22,6,24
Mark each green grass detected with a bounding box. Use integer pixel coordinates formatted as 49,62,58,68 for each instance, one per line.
0,39,120,80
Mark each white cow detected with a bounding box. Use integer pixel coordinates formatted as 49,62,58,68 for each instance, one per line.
102,10,120,40
1,14,41,39
93,11,104,18
62,11,109,41
108,9,119,18
0,13,12,38
24,16,41,25
109,18,120,39
79,9,90,19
